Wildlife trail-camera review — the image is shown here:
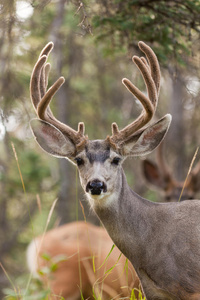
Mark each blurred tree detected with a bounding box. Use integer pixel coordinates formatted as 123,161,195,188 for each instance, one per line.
92,0,200,63
49,0,82,224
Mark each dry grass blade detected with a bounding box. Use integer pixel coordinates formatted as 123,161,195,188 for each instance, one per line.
45,198,58,229
179,147,199,202
97,244,116,271
36,194,42,214
0,262,17,295
11,142,26,194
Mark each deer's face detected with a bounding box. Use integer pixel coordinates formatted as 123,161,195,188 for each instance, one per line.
73,140,124,206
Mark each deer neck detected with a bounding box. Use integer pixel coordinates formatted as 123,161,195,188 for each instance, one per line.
86,168,153,269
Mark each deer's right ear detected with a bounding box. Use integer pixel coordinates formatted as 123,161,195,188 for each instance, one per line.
30,119,76,158
122,114,171,157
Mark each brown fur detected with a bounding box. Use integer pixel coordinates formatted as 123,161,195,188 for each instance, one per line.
27,222,140,299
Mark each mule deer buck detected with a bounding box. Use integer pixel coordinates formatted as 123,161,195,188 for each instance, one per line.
27,221,139,299
29,41,200,300
143,141,200,202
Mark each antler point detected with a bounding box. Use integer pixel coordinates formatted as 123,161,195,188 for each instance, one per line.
112,122,120,135
132,56,140,63
60,76,65,83
78,122,85,135
46,41,54,50
165,113,172,123
138,41,146,49
39,55,48,63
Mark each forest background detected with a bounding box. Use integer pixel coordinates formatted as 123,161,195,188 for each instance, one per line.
0,0,200,298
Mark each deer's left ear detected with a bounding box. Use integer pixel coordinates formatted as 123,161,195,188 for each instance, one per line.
123,114,172,157
30,119,76,158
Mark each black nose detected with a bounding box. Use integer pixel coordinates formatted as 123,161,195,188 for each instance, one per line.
86,180,107,195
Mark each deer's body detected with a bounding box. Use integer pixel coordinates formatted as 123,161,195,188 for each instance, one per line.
27,221,139,299
29,41,200,299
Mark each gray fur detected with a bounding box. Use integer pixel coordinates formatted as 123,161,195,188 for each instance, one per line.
86,152,200,300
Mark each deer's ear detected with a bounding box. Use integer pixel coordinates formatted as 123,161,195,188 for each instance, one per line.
123,114,172,157
143,160,164,188
30,119,76,158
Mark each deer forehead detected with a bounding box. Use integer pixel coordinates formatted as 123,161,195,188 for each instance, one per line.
77,140,121,163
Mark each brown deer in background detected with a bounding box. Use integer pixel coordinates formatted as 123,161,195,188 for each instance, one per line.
27,221,139,299
29,40,200,300
142,141,200,202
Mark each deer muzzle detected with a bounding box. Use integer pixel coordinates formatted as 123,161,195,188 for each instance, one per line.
86,179,107,195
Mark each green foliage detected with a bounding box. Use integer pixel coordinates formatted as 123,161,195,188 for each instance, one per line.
39,253,67,275
3,286,51,300
3,145,51,197
130,288,145,300
3,278,63,300
92,0,200,66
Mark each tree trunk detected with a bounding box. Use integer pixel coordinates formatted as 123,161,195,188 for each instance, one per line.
49,0,75,223
168,68,186,179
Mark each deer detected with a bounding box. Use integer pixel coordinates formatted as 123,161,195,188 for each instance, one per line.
27,221,139,299
29,40,200,300
142,141,200,202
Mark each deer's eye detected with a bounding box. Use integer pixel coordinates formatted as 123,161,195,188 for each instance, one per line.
75,157,84,166
111,157,121,166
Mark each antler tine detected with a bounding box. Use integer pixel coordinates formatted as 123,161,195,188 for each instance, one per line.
140,56,150,72
30,42,86,145
39,63,51,99
39,62,55,120
139,41,161,94
40,41,54,57
110,41,160,145
30,55,47,111
37,76,65,120
39,42,52,98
